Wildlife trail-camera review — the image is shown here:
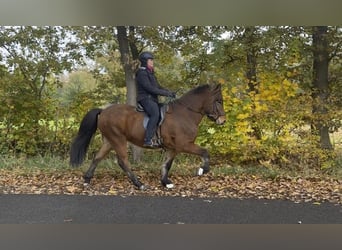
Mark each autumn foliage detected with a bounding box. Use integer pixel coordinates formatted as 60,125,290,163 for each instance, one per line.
0,26,341,173
197,72,340,170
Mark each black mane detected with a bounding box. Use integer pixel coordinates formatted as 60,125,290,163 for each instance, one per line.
174,84,210,107
190,84,210,95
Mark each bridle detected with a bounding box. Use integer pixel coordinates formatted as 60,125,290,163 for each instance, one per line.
207,101,223,122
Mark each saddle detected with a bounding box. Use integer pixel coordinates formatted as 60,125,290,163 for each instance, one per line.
136,103,168,146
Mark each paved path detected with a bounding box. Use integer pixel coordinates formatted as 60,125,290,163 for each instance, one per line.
0,194,341,224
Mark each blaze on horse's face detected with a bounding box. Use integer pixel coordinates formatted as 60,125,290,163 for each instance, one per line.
206,84,226,125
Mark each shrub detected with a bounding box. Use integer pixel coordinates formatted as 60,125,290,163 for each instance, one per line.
196,72,336,169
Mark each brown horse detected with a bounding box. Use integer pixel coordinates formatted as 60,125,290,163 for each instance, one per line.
70,84,226,190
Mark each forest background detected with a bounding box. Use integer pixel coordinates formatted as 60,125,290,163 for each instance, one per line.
0,26,341,178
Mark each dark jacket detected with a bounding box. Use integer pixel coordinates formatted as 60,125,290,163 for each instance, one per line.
136,67,172,102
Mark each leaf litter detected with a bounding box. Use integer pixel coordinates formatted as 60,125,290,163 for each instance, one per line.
0,168,341,205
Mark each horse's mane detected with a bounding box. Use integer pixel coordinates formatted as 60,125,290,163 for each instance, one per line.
180,84,210,99
170,84,210,109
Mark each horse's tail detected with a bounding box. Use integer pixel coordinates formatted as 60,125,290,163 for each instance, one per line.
70,108,102,167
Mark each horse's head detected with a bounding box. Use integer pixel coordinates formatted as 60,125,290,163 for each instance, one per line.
204,84,226,125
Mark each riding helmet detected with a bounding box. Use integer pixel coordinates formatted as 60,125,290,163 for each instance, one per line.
139,51,154,66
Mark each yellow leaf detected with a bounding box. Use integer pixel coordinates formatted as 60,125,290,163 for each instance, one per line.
231,87,238,94
237,113,249,120
207,128,216,134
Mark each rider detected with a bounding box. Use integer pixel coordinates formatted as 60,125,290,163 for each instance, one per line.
136,51,176,148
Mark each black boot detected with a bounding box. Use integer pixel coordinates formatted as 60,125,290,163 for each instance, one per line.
143,139,158,148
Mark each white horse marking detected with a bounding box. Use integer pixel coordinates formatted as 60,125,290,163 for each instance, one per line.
166,183,174,189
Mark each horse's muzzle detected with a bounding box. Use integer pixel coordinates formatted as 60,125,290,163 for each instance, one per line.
216,116,226,125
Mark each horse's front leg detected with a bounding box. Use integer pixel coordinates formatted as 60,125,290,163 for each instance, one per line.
182,144,210,176
161,150,177,188
197,148,209,176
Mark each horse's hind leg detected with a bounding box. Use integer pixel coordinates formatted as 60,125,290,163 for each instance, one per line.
113,142,145,190
117,156,145,190
161,150,177,188
83,138,112,184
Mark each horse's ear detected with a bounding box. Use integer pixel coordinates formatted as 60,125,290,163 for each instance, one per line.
209,83,218,89
208,83,222,94
210,83,221,91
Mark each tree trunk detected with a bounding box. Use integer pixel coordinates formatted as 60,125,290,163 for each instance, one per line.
116,26,143,161
245,26,261,139
117,26,137,106
312,26,333,150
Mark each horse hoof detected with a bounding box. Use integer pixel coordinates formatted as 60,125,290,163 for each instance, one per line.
139,185,146,191
166,183,174,189
84,177,91,184
83,182,89,187
197,168,204,176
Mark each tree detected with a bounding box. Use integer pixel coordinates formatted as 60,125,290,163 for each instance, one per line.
311,26,333,150
242,26,262,139
116,26,139,106
116,26,142,161
0,26,84,154
243,26,259,93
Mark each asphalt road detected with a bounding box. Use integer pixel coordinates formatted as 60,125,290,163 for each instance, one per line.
0,194,341,224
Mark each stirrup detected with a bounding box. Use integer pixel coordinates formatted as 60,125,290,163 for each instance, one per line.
143,140,159,148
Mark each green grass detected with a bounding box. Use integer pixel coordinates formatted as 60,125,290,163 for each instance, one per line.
0,154,70,173
0,145,341,181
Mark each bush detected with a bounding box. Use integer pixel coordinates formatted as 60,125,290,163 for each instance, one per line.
196,72,336,169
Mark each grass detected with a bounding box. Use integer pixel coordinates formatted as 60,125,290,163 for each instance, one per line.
1,127,341,181
0,154,72,176
0,152,341,181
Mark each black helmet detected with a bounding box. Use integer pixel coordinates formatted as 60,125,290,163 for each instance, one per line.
139,51,154,66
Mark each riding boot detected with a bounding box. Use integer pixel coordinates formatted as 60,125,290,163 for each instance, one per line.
139,98,160,148
143,125,158,147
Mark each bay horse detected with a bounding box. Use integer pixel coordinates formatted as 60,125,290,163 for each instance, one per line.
70,84,226,190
